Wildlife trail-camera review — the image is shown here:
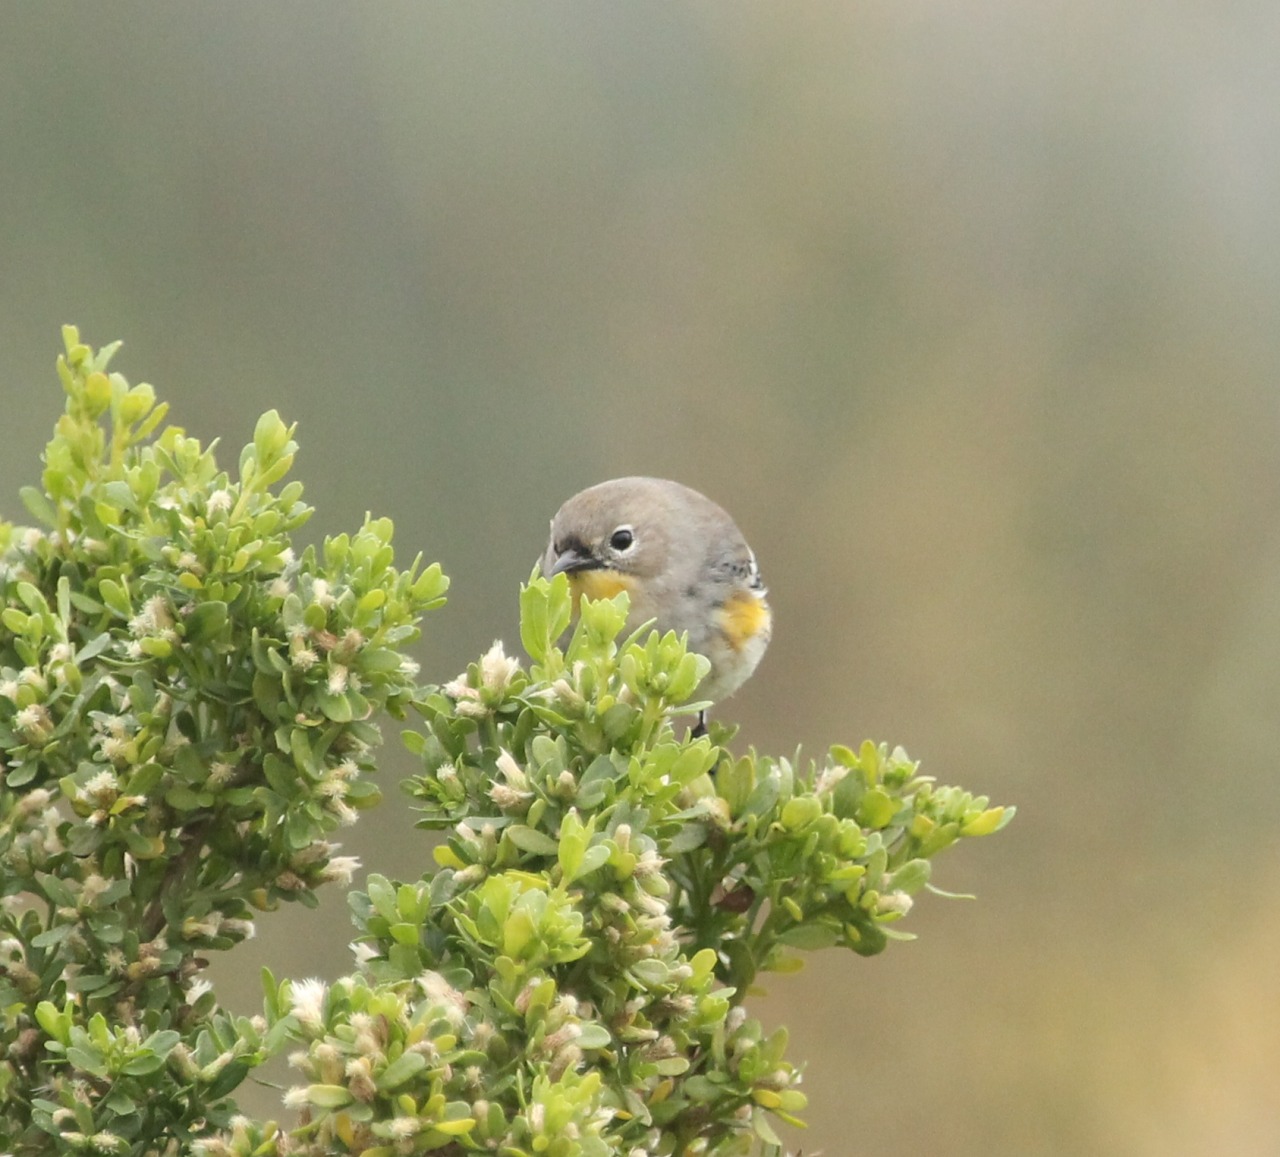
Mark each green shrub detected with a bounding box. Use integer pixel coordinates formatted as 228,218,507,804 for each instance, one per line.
0,330,1011,1156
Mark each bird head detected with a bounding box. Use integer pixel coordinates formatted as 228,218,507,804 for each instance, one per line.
540,477,679,602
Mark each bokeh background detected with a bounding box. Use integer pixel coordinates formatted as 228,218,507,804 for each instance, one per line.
4,5,1279,1153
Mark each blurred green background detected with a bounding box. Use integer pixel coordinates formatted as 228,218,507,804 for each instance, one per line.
4,5,1279,1153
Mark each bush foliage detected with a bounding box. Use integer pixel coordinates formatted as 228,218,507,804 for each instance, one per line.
0,331,1011,1156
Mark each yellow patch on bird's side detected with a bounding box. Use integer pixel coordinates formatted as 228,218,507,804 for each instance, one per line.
568,570,634,611
719,590,771,651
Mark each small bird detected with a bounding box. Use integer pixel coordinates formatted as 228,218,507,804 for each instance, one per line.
540,477,770,735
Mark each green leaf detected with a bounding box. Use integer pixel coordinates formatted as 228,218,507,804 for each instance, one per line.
16,582,48,614
19,486,57,527
377,1050,427,1091
32,925,73,949
101,479,139,514
164,785,207,812
138,635,172,659
857,787,897,829
889,859,931,894
253,409,291,463
75,632,113,662
506,826,560,856
576,755,619,808
411,562,450,605
575,1023,612,1049
104,1088,137,1115
780,795,822,831
571,843,610,882
68,590,106,615
66,1045,108,1077
742,774,782,819
5,761,38,788
315,688,354,722
98,577,132,618
519,582,552,664
961,805,1014,836
665,823,708,854
121,1053,167,1076
360,647,404,674
777,922,840,950
365,875,398,922
306,1084,354,1108
35,1001,70,1043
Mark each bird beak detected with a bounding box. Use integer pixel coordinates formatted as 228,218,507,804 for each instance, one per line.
546,546,599,577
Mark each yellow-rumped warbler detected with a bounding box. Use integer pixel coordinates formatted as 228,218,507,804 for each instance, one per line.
540,477,770,734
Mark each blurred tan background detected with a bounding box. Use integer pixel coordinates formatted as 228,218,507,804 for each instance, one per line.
4,5,1279,1153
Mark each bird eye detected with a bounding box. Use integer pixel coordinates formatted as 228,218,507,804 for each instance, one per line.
609,526,635,552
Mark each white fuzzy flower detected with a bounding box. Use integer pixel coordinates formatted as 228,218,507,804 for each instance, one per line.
288,978,328,1029
320,855,362,886
479,639,519,692
443,675,476,701
495,749,528,789
877,890,914,917
386,1117,422,1140
15,703,52,735
208,761,235,786
328,799,358,826
78,769,120,804
291,647,319,671
97,735,130,764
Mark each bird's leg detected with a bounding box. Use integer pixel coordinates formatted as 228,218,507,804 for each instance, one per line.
689,709,708,740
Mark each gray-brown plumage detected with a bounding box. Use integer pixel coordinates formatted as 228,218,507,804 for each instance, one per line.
540,477,770,723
